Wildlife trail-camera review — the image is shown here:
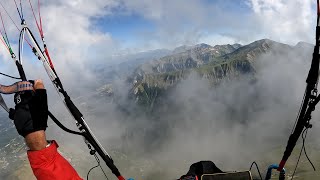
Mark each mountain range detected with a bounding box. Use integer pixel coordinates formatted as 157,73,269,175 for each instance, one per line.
111,39,313,108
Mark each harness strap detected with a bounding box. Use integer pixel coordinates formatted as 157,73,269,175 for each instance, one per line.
0,81,33,94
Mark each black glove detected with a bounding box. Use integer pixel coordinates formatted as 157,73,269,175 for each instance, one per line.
9,89,48,137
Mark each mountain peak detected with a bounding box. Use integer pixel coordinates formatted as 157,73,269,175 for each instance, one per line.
236,39,287,52
295,41,313,48
232,43,242,49
172,45,193,54
251,38,274,45
194,43,212,49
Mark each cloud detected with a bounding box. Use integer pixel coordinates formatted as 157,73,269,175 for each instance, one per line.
34,1,119,86
110,0,254,48
246,0,315,44
199,34,240,46
110,0,317,48
0,0,123,91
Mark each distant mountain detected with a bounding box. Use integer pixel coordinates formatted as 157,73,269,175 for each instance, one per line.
172,45,193,54
231,43,242,49
93,39,312,109
130,39,307,107
222,39,291,61
294,41,313,50
134,43,242,75
92,49,172,84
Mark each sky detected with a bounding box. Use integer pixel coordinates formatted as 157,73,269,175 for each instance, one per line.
0,0,316,51
0,0,316,66
87,0,315,50
95,0,252,47
0,0,316,93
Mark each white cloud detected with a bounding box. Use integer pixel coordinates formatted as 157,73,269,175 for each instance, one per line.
0,1,122,89
247,0,315,44
199,34,240,46
116,0,317,48
35,1,120,84
114,0,254,49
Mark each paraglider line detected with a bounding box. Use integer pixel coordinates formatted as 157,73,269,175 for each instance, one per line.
0,72,21,79
87,154,109,180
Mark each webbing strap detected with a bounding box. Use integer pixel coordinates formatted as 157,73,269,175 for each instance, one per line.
0,81,33,94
